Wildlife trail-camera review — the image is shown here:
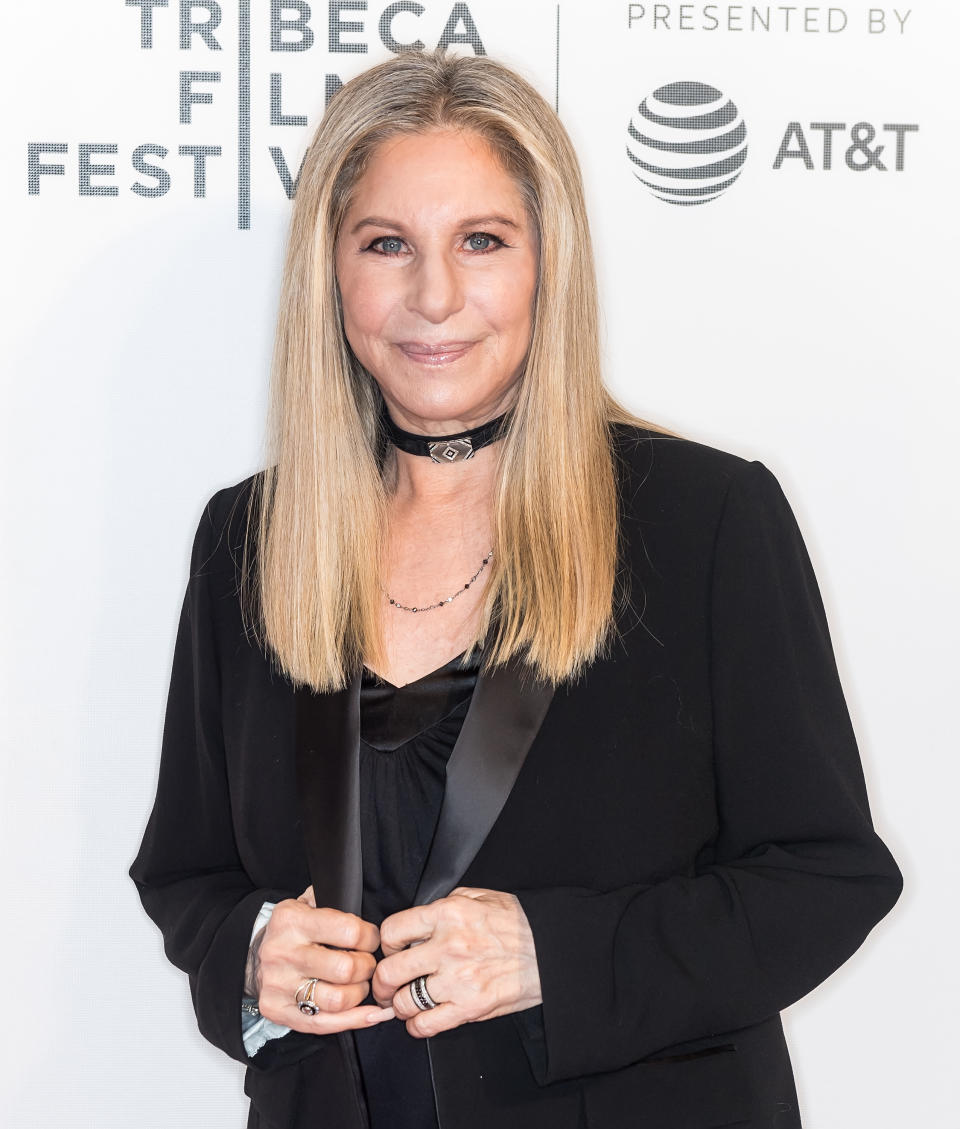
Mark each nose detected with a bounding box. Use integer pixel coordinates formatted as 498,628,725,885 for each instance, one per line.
405,249,465,324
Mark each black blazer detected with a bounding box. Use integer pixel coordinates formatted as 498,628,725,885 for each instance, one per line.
130,425,902,1129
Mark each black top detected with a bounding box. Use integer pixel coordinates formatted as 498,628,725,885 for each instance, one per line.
353,647,481,1129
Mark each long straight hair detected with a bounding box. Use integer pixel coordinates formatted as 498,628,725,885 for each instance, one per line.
240,50,670,692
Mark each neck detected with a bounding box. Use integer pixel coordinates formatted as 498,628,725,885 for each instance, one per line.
380,400,510,508
389,442,499,509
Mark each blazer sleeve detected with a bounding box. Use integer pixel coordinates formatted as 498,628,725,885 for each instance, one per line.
128,491,315,1071
513,459,903,1084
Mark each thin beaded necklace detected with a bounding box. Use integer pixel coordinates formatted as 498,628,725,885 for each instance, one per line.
384,548,494,613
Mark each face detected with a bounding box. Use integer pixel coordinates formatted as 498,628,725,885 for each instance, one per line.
335,129,539,434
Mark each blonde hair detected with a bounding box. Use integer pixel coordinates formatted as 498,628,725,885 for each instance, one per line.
241,49,669,692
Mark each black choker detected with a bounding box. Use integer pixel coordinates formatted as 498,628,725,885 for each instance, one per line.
383,409,512,463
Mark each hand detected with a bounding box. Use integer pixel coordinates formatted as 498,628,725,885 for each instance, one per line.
372,887,542,1038
254,885,394,1034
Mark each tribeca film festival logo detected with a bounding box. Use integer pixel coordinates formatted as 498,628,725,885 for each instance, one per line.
627,81,917,206
25,1,486,229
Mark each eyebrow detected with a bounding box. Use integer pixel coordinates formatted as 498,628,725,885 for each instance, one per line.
349,214,520,235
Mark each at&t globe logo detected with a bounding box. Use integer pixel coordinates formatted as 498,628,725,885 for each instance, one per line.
626,81,748,206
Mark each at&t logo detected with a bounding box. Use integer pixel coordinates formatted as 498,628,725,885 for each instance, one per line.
626,81,748,206
626,80,919,206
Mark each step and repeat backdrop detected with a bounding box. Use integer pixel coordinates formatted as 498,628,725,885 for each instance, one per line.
3,2,956,1125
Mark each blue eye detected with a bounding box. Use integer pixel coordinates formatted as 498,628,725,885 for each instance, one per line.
364,232,505,256
467,233,500,252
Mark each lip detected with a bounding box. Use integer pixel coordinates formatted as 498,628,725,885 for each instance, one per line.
396,341,476,366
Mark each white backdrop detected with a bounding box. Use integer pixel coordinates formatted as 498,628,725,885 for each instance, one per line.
2,1,957,1125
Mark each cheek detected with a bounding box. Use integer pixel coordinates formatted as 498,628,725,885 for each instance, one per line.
338,267,396,342
480,262,537,339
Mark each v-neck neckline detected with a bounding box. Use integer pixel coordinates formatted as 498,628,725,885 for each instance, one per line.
362,648,470,691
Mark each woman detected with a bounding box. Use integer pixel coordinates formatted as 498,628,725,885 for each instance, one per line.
130,49,902,1129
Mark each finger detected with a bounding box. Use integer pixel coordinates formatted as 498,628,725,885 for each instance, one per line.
297,944,377,986
298,885,316,907
267,901,380,955
302,1004,395,1036
404,1002,471,1040
259,976,371,1022
379,904,438,957
371,945,437,1004
391,975,445,1021
302,908,381,953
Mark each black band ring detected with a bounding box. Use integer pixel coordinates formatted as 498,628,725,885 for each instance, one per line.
410,975,438,1011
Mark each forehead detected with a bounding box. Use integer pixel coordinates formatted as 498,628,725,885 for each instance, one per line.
346,129,526,225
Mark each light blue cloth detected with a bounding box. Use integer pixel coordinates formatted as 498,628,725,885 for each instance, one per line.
241,900,293,1057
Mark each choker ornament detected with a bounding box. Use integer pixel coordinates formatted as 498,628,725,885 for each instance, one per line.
383,409,511,463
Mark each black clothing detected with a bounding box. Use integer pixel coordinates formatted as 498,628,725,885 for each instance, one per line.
354,650,479,1129
129,425,902,1129
357,650,478,927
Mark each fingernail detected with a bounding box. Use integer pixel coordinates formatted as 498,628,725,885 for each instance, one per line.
368,1008,394,1023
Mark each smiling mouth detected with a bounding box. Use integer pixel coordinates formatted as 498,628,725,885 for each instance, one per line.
396,341,476,366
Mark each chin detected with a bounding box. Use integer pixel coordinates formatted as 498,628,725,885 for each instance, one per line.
380,385,501,428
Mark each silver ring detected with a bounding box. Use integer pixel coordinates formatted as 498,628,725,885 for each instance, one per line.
410,975,438,1011
296,977,321,1016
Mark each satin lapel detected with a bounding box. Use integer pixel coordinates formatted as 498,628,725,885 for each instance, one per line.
414,657,555,906
293,671,363,916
